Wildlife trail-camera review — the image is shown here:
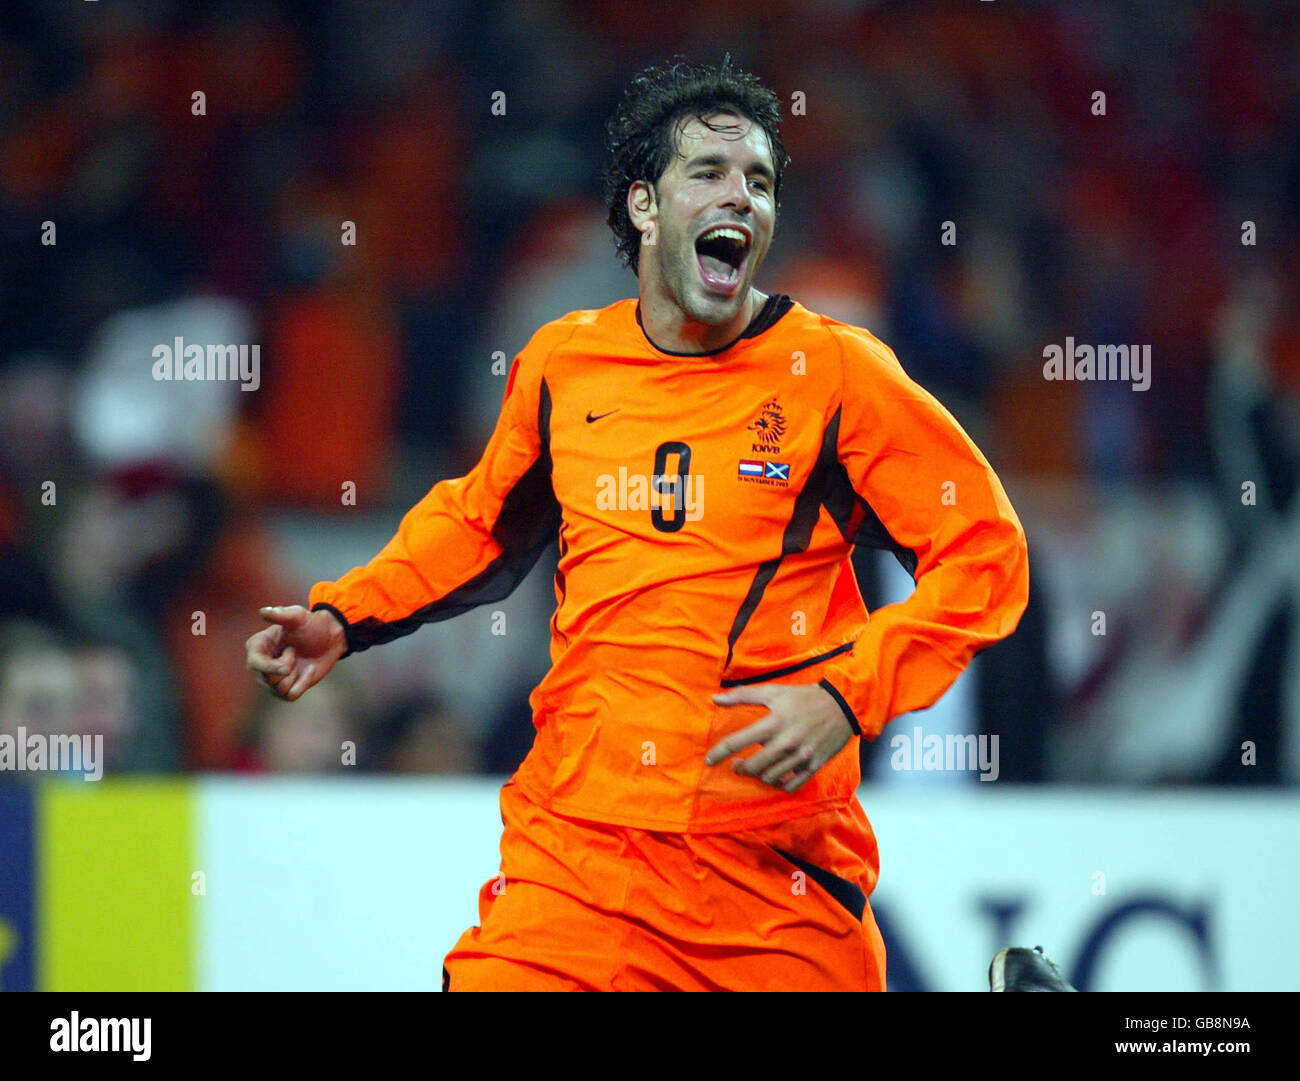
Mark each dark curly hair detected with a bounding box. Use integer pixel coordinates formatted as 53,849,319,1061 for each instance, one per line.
603,56,789,275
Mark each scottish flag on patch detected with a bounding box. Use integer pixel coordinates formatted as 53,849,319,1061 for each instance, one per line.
765,462,790,480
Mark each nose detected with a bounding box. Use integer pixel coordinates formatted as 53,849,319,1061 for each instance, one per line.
718,168,752,213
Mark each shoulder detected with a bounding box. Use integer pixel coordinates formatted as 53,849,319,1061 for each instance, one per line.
507,300,635,394
815,310,904,374
780,302,909,392
518,300,637,362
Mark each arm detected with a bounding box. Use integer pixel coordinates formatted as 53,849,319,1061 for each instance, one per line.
816,326,1030,739
307,348,561,656
247,341,561,700
705,326,1028,790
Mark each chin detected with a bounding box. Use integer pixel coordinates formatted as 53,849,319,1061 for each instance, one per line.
686,283,748,324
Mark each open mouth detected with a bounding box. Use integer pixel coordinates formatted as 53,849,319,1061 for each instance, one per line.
695,225,751,295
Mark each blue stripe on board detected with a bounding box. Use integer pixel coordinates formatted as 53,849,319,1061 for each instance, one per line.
0,786,35,991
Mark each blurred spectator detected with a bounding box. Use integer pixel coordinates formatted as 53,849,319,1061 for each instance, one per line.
234,665,363,774
0,620,141,779
370,696,482,774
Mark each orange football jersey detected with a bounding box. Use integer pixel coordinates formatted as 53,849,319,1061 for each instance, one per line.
309,295,1029,831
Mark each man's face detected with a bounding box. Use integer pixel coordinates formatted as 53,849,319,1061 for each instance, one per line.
632,112,777,327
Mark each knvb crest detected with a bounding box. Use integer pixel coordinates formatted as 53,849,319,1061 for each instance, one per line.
747,397,786,454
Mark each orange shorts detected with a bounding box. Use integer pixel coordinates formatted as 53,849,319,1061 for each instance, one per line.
443,780,887,991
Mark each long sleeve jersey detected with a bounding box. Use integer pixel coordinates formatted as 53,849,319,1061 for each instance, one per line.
309,295,1029,831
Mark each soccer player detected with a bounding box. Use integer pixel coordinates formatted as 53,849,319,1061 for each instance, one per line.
245,58,1029,991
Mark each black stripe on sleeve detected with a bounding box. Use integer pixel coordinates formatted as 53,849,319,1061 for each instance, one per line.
336,379,562,654
821,456,918,578
719,642,854,687
818,676,862,736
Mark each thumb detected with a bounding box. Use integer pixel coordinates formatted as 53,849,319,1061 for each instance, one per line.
259,605,308,629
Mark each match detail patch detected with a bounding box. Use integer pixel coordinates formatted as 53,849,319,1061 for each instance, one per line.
737,460,791,487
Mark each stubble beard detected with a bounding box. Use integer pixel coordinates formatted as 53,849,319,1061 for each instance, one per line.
658,228,748,328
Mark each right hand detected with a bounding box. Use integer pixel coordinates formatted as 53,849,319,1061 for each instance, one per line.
245,605,347,701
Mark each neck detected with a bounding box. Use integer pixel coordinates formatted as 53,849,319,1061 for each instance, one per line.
639,283,767,354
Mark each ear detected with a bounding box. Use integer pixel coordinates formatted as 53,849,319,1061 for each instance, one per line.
627,180,657,245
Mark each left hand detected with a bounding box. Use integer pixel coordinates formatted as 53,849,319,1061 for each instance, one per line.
706,683,856,793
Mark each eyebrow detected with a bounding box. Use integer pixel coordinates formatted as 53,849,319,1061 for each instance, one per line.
683,153,775,185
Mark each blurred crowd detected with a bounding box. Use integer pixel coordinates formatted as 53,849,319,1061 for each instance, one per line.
0,0,1297,782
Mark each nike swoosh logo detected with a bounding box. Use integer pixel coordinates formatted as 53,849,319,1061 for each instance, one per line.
586,409,620,423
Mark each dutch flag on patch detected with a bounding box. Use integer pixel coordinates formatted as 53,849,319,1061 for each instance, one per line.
738,459,764,477
765,462,790,480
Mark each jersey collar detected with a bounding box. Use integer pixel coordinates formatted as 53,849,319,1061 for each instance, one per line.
635,293,794,357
